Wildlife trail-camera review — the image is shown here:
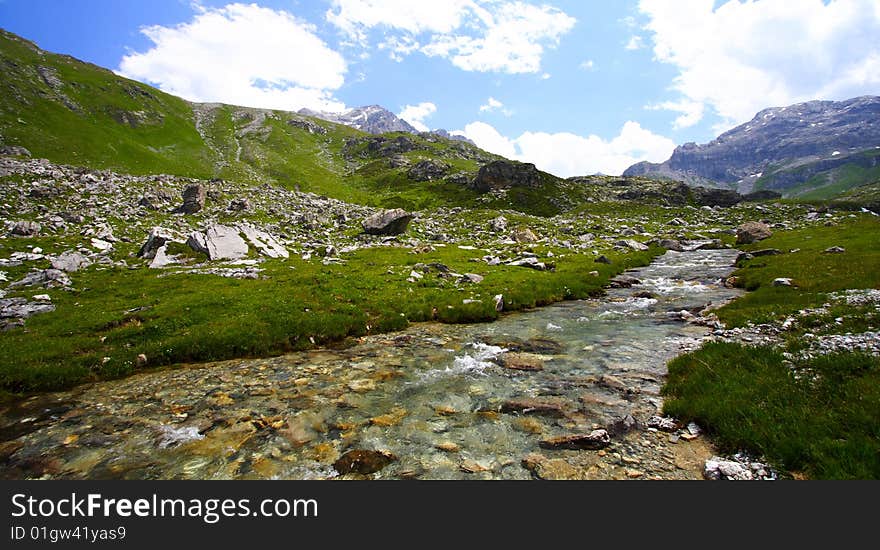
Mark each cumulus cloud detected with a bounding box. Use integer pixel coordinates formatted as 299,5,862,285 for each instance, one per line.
398,102,437,132
639,0,880,130
118,3,347,112
460,121,676,177
327,0,576,74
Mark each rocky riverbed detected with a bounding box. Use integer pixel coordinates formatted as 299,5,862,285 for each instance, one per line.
1,247,758,480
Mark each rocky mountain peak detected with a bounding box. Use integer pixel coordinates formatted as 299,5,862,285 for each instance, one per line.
624,95,880,198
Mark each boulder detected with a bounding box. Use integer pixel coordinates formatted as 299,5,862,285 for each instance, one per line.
773,278,793,287
228,198,250,211
178,184,206,214
823,246,846,254
615,239,649,251
138,227,178,259
50,251,90,273
736,221,772,244
658,239,684,252
511,228,539,243
187,225,249,260
471,160,542,192
361,209,413,235
10,221,40,237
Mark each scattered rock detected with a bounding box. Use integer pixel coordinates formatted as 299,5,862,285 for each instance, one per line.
647,416,679,432
736,221,772,244
489,216,508,233
823,246,845,254
773,278,793,287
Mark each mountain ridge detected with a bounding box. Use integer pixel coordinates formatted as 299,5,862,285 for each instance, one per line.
624,96,880,199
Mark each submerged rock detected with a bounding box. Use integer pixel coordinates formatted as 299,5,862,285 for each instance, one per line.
333,450,397,475
499,352,545,372
539,429,611,450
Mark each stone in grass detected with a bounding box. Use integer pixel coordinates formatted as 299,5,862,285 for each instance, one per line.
178,184,206,214
773,278,794,287
333,450,397,475
10,221,40,237
187,225,249,261
823,246,846,254
361,209,413,236
736,221,772,244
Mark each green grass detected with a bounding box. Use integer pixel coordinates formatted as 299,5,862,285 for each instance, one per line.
661,214,880,479
663,343,880,479
717,216,880,327
0,244,661,395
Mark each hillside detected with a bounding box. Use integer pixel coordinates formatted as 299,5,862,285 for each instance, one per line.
0,29,575,216
624,96,880,199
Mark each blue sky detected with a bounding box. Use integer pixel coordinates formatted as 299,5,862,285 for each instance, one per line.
1,0,879,176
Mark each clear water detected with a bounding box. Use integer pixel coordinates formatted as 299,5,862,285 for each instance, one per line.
0,249,741,480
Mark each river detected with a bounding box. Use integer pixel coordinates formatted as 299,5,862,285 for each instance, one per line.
0,247,741,480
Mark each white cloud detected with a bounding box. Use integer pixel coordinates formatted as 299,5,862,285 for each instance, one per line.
625,35,644,50
460,121,676,177
646,100,704,130
398,102,437,132
579,59,595,70
327,0,576,74
118,3,347,112
479,97,504,113
639,0,880,130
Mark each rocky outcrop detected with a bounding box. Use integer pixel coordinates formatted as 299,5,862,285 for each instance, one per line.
407,160,449,181
471,160,542,192
238,224,289,259
361,209,413,235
